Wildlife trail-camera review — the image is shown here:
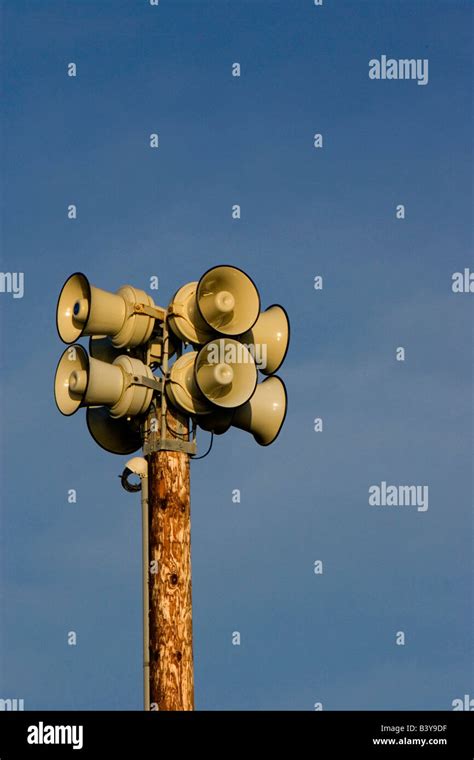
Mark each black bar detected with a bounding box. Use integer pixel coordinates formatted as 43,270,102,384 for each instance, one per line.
0,711,472,757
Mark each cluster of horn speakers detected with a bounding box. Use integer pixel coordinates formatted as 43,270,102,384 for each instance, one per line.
54,265,289,453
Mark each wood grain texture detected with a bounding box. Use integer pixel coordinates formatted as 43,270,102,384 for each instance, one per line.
147,406,194,711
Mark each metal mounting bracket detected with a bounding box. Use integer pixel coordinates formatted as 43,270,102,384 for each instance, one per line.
128,375,163,393
133,303,167,321
143,437,197,455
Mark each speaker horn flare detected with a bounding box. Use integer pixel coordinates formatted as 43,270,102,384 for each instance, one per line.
233,376,287,446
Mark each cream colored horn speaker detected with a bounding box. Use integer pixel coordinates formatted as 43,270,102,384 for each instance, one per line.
232,376,287,446
166,351,212,415
194,338,257,408
56,272,157,348
86,407,142,455
196,265,260,336
168,282,216,345
54,345,154,418
240,304,290,375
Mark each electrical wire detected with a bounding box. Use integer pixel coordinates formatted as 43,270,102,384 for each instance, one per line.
191,432,214,460
120,468,142,492
161,374,213,458
166,420,193,440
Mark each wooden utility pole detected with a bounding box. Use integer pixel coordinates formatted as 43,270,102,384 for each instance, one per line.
147,404,194,711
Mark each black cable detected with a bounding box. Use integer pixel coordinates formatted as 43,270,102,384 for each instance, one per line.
166,420,193,440
120,468,142,492
191,432,214,460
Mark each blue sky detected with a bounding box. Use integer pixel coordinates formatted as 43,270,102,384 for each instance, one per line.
0,0,472,709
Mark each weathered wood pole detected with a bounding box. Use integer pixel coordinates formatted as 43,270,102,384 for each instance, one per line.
147,404,194,711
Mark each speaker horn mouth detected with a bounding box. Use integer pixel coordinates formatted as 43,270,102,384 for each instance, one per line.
196,265,261,336
56,272,91,344
248,303,291,376
54,344,91,416
231,375,288,446
194,338,258,409
257,376,288,446
267,303,291,374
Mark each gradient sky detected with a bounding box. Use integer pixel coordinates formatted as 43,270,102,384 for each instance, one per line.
0,0,472,710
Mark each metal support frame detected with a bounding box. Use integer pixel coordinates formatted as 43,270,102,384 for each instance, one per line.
133,302,167,321
129,375,163,393
133,313,197,456
143,437,196,456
